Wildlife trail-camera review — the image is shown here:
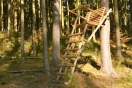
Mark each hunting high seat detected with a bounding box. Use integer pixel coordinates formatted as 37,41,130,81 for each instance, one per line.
56,5,112,84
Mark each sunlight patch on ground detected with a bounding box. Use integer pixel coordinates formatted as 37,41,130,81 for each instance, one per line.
77,63,93,72
0,64,10,71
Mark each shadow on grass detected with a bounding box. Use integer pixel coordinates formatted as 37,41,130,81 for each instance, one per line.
122,60,132,69
77,56,101,70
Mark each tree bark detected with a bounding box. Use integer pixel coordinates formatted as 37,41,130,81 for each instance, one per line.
52,0,60,66
1,0,3,31
100,0,117,76
114,0,123,58
8,0,11,39
14,4,18,32
66,0,69,34
41,0,51,75
32,0,36,57
21,0,25,62
130,0,132,22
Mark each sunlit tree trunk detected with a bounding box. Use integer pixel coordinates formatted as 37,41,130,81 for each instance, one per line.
66,0,69,34
8,0,11,39
41,0,50,75
52,0,60,66
1,0,3,31
60,0,64,35
114,0,123,58
100,0,117,75
77,0,80,25
21,0,25,62
32,0,36,57
14,1,18,32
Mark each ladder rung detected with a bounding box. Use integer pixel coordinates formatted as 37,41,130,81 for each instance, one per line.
62,55,77,58
57,72,65,75
65,48,79,51
58,64,75,67
68,32,84,37
87,21,98,26
66,40,82,44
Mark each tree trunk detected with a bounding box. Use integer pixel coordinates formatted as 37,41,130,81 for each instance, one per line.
21,0,25,62
60,0,64,35
41,0,50,75
14,7,18,32
114,0,123,58
100,0,117,76
52,0,60,66
66,0,69,34
8,0,11,39
32,0,36,57
130,0,132,22
1,0,3,31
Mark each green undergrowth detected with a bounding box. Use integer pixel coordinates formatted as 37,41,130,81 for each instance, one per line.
115,75,132,88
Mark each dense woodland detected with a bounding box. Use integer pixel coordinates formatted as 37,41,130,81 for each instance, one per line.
0,0,132,88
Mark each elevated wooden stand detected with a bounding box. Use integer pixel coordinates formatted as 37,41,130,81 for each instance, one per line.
56,5,112,83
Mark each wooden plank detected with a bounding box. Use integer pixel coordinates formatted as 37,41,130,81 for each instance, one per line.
68,32,84,37
76,23,86,28
5,70,44,73
65,48,79,51
87,21,98,26
76,23,94,28
66,40,82,44
90,7,105,16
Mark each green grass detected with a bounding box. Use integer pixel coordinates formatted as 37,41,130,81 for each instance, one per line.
114,75,132,88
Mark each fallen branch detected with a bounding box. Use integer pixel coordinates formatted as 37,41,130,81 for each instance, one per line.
0,70,44,73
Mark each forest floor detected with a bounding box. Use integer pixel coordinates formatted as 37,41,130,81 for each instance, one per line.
0,31,132,88
0,44,132,88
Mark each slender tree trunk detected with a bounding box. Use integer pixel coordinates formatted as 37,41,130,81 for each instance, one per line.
14,10,18,32
60,0,63,35
14,1,18,32
52,0,60,66
114,0,123,58
41,0,50,75
1,0,3,31
36,0,41,30
32,0,36,57
21,0,25,62
66,0,69,34
8,0,11,39
100,0,117,76
123,0,127,33
130,0,132,22
10,0,14,30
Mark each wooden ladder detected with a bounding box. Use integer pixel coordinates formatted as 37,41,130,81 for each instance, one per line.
56,12,91,83
56,6,112,83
